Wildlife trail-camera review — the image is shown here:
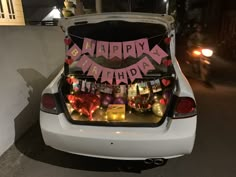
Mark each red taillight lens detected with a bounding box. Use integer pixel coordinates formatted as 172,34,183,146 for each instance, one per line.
174,97,196,118
41,93,58,114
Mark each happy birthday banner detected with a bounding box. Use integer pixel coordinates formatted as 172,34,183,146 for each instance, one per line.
67,37,169,84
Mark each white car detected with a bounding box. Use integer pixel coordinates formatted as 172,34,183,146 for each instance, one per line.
40,13,197,165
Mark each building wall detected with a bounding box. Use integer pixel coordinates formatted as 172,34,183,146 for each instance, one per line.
0,26,64,156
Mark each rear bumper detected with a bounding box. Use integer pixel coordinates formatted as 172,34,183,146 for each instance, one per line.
40,111,197,160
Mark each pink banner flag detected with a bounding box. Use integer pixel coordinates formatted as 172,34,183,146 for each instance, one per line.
109,42,122,60
77,55,92,73
87,62,103,80
123,40,136,59
82,38,96,56
115,68,128,85
127,64,143,82
67,44,82,60
96,41,109,59
101,68,115,85
149,45,168,64
137,56,155,75
135,38,150,57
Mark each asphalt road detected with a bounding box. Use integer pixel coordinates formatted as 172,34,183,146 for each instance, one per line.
0,57,236,177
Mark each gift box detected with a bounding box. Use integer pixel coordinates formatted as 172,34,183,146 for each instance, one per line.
106,104,126,121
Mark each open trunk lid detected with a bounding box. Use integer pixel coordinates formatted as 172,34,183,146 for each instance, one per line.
59,13,176,126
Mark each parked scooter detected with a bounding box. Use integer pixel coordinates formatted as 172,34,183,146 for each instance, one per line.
186,45,214,82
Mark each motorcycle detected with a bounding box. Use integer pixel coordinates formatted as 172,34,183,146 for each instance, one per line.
186,46,214,82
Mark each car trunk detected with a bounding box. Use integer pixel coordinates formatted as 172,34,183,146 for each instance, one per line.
59,19,176,126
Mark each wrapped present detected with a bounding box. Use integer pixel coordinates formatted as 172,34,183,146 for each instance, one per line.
106,104,125,121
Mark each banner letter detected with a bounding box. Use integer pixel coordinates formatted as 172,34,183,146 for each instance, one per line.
137,56,155,75
87,62,103,80
149,45,168,64
127,64,142,82
96,41,109,59
67,44,82,60
115,69,128,85
123,41,136,59
101,68,115,85
82,38,96,56
135,38,150,57
109,42,122,60
77,55,93,73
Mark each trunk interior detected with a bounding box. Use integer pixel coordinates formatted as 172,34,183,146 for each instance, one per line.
59,20,176,126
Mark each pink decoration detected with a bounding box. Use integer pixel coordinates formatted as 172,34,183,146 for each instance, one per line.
137,56,155,75
67,44,82,60
115,68,128,85
96,41,109,58
127,64,143,83
149,45,168,64
135,38,150,57
123,40,136,59
82,38,96,56
77,55,92,73
109,42,122,60
101,68,114,85
87,62,103,80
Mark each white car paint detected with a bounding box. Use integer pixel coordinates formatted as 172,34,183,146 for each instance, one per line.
40,13,197,160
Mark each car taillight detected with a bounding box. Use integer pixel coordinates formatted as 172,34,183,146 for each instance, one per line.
41,93,58,114
173,97,197,119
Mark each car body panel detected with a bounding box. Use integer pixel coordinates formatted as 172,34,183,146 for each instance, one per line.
40,111,196,160
59,12,175,33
